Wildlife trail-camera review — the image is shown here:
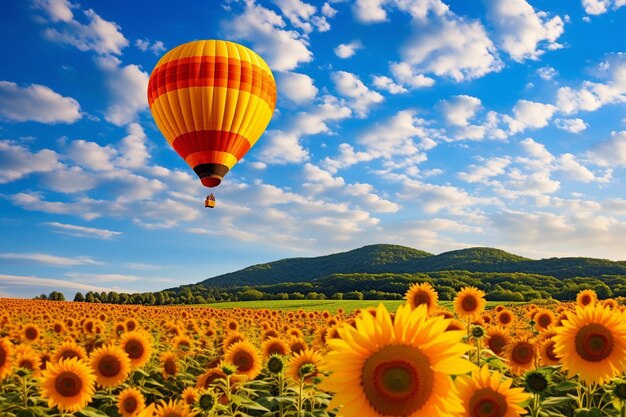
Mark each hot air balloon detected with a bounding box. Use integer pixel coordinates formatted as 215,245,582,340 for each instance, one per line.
147,40,277,208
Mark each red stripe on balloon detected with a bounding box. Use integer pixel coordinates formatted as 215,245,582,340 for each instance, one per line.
171,130,252,161
147,56,276,110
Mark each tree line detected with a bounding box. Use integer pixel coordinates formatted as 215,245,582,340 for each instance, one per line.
42,270,626,305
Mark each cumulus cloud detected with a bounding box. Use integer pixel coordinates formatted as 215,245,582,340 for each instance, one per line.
0,141,60,184
587,130,626,167
485,0,564,62
95,56,149,126
277,72,318,103
372,76,408,94
537,66,558,80
556,54,626,115
401,15,502,82
507,100,557,134
389,62,435,88
35,0,128,55
441,95,482,127
334,40,363,58
555,118,589,133
134,38,166,55
0,81,81,124
582,0,626,15
257,131,310,164
272,0,331,33
458,157,511,183
222,1,312,71
331,71,384,117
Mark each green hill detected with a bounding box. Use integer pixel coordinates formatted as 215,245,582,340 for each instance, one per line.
199,244,432,287
195,244,626,289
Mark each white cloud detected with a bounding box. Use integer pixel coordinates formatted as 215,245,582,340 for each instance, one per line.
440,95,482,127
322,143,375,173
36,1,128,55
372,76,408,94
0,252,102,266
222,2,312,71
115,123,150,168
401,15,502,82
331,71,384,117
0,141,60,184
508,100,556,133
334,40,363,58
555,118,589,133
389,62,435,89
556,153,611,183
485,0,564,62
358,110,433,158
41,166,98,193
95,56,149,126
0,81,81,123
556,54,626,115
277,72,318,103
0,274,134,295
398,179,477,214
353,0,388,22
458,157,511,183
43,222,122,239
352,0,449,23
257,131,309,164
134,38,166,55
582,0,626,15
587,130,626,167
66,139,116,171
64,272,139,282
272,0,330,33
537,66,558,80
322,2,338,17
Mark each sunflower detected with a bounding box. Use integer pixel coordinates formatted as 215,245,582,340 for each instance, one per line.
286,347,323,383
454,287,487,322
262,337,290,359
533,309,555,332
53,339,87,363
154,399,197,417
196,367,227,390
222,331,245,352
405,282,438,314
455,365,530,417
289,337,308,355
161,351,178,379
0,338,13,380
538,337,560,367
15,344,41,373
224,340,262,381
182,386,199,405
576,289,597,307
117,387,146,417
553,303,626,385
503,336,536,376
173,335,194,357
320,303,475,417
41,357,96,413
120,331,152,368
22,324,41,343
485,327,510,357
90,344,131,388
496,309,515,328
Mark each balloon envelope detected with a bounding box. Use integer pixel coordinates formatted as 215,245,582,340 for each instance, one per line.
147,40,277,187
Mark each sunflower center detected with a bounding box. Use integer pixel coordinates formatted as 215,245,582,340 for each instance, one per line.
499,313,511,324
575,323,613,362
55,371,83,397
511,342,534,365
125,340,144,360
0,346,6,366
538,315,551,328
233,350,253,372
162,412,183,417
545,341,558,361
268,342,287,356
581,295,592,305
25,327,38,340
19,359,35,370
488,335,507,355
123,396,138,412
462,296,478,312
469,388,507,417
413,291,431,307
362,344,433,416
164,358,177,375
98,354,122,377
60,350,79,361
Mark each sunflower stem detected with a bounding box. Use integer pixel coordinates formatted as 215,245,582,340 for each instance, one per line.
278,372,284,417
475,337,481,367
621,403,625,417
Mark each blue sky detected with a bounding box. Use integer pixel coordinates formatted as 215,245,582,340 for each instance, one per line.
1,0,626,298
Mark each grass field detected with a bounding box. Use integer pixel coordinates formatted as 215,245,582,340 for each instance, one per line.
197,299,523,313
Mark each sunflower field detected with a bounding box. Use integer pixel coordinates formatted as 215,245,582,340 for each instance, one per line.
1,285,626,417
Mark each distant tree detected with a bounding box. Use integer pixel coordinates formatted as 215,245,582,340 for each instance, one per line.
74,292,84,302
331,292,343,300
108,292,120,304
289,292,305,300
143,293,156,305
35,293,48,300
119,293,130,304
239,289,264,301
344,291,364,300
276,292,289,300
49,291,65,301
194,295,206,304
85,292,95,303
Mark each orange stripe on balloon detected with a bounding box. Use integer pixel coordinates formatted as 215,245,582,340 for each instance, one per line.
147,56,276,110
186,151,237,170
172,130,252,162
